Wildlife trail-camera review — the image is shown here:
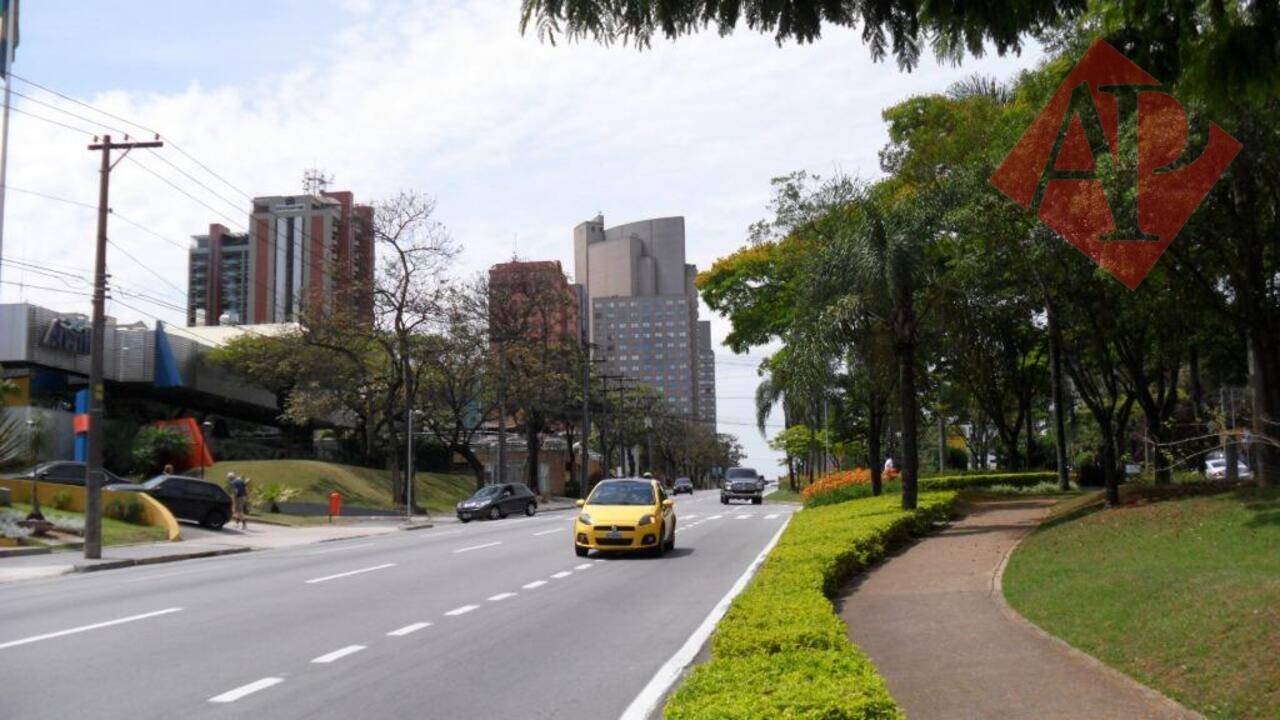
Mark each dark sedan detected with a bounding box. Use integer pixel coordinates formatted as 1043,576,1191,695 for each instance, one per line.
672,477,694,495
9,461,129,487
456,483,537,522
114,474,232,529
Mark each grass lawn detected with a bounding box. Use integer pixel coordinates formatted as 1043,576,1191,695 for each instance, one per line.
5,502,168,546
765,487,803,504
204,460,475,514
1003,486,1280,720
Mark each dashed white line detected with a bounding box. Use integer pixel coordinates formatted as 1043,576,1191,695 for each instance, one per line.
765,513,780,519
312,645,366,664
550,571,573,579
706,515,723,520
209,677,284,703
305,542,374,556
735,514,753,520
305,563,397,584
488,592,517,602
0,607,183,650
445,604,479,616
453,541,502,553
574,563,592,570
387,622,431,637
522,580,548,589
533,528,562,536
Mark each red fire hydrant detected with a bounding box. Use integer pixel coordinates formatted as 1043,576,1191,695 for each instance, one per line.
328,491,342,523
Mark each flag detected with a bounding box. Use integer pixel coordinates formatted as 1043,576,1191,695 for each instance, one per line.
0,0,18,78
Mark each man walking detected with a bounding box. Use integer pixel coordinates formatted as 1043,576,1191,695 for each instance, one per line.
227,472,249,530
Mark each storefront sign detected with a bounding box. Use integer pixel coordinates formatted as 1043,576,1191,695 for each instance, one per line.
40,317,92,355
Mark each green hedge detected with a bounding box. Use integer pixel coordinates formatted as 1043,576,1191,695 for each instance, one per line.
806,471,1054,507
665,491,958,719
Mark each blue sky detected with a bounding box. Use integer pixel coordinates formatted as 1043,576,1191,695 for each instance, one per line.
0,1,1043,473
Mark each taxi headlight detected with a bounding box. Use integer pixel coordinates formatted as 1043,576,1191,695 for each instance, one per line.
637,514,654,526
578,513,593,526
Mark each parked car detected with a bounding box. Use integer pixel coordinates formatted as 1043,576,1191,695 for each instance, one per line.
573,478,675,557
1205,458,1252,480
721,467,764,504
456,483,538,522
113,474,232,529
672,477,694,495
8,461,128,487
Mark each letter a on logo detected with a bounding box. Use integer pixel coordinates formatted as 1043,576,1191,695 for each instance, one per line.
990,39,1241,289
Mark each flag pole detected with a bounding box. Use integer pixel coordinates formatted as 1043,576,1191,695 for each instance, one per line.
0,0,16,286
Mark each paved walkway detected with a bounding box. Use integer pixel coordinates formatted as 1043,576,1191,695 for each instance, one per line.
837,498,1202,720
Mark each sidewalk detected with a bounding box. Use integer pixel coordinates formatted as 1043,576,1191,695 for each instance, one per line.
0,517,408,583
836,498,1202,720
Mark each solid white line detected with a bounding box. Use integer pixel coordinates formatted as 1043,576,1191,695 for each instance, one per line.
617,514,793,720
305,563,396,584
445,604,479,616
306,542,374,556
453,541,502,553
550,570,572,579
574,563,592,570
311,644,366,664
0,607,183,650
488,592,517,602
522,580,547,589
209,677,284,703
387,622,431,637
533,528,562,536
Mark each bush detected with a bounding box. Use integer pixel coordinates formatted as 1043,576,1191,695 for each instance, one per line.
250,482,301,513
104,498,145,524
802,468,899,506
131,426,191,476
52,490,73,511
802,470,1051,507
664,491,958,719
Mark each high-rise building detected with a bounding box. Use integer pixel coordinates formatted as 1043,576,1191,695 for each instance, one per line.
187,190,373,326
487,260,580,346
573,214,715,429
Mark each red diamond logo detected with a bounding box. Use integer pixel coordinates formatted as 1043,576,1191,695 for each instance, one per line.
990,39,1242,289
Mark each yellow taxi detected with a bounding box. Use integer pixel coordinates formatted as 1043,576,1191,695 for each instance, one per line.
574,478,676,557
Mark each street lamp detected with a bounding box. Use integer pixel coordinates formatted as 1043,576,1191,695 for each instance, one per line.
199,419,214,479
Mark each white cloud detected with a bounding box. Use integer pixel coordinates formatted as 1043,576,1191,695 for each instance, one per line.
0,1,1042,472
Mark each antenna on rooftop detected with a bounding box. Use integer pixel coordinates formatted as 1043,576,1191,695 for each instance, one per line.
302,168,334,195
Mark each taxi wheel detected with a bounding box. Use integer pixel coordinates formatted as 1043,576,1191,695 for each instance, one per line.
653,529,667,557
664,527,675,552
575,545,589,558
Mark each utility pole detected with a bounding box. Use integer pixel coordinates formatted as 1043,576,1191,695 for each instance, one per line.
85,135,162,560
577,291,591,498
405,356,414,521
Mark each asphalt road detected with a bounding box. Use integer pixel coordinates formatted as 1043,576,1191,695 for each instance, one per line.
0,490,794,720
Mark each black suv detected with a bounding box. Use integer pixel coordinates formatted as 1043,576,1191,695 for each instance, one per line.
672,477,694,495
721,467,764,504
114,475,233,529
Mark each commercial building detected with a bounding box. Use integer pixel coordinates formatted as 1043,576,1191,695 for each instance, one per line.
188,190,374,327
572,215,715,428
487,260,580,345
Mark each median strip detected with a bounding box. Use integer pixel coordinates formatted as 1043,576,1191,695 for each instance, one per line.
0,607,183,650
209,677,284,703
312,645,366,664
305,563,397,584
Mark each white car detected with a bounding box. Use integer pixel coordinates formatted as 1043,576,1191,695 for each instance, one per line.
1205,457,1252,480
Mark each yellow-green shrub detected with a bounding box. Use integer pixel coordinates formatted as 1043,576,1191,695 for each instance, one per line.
665,491,958,719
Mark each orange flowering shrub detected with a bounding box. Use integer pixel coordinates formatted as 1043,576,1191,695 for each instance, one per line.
801,467,900,505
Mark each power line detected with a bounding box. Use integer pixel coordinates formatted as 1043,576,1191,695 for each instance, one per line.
8,104,97,136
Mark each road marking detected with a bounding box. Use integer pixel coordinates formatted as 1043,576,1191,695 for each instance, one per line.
706,515,722,520
522,580,547,589
683,514,698,519
312,645,366,664
209,677,284,703
574,563,592,570
488,592,517,602
306,542,374,556
533,528,561,536
618,514,793,720
550,570,572,579
445,604,479,616
305,563,396,584
0,607,183,650
735,514,753,520
453,541,502,553
765,513,780,519
387,622,431,637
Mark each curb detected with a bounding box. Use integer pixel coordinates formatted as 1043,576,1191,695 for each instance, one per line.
76,546,254,573
399,522,434,532
990,501,1206,720
0,545,52,558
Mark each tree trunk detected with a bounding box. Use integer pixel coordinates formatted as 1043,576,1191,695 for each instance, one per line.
1024,400,1036,470
1249,331,1279,487
458,445,486,489
869,400,883,496
1048,302,1071,491
1099,416,1120,507
526,422,541,495
898,340,919,511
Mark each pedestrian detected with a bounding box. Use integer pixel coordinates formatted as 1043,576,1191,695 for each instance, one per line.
227,472,249,530
883,457,895,475
162,463,174,475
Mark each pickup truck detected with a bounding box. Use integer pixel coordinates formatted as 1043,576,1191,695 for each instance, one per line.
721,467,764,505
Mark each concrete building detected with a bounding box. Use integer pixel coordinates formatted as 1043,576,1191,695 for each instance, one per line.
188,190,374,326
572,215,715,428
487,260,580,346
